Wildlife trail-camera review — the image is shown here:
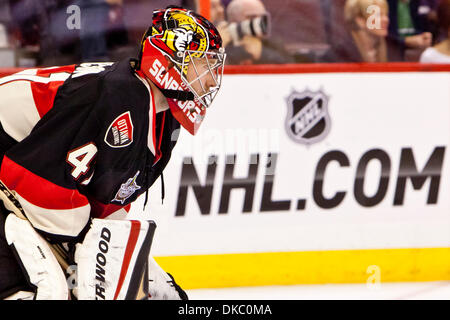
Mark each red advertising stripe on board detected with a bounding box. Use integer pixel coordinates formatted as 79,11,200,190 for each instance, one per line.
1,63,450,78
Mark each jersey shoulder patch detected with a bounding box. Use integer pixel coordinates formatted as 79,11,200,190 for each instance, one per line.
104,111,134,148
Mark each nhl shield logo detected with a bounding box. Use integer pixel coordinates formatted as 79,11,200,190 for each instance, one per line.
285,89,331,145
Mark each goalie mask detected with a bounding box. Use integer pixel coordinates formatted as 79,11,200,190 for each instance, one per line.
137,6,226,135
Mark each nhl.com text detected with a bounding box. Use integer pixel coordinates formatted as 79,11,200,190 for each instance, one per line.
174,147,445,216
168,125,446,215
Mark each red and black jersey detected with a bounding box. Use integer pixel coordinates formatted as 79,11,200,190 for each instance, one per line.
0,59,180,241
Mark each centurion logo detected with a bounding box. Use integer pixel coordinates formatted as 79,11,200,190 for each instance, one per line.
285,89,331,145
104,111,134,148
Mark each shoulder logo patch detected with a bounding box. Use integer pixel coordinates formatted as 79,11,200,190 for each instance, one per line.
112,171,141,204
104,111,134,148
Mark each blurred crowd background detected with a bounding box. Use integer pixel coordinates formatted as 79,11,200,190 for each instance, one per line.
0,0,449,67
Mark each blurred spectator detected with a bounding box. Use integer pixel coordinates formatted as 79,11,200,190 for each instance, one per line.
120,1,183,60
106,0,128,48
0,0,10,47
417,0,440,42
210,0,231,48
210,0,225,24
9,0,53,66
78,0,110,62
221,0,295,65
386,0,433,61
181,0,197,11
9,0,44,48
420,0,450,63
0,0,13,67
323,0,390,63
77,0,130,62
7,0,86,66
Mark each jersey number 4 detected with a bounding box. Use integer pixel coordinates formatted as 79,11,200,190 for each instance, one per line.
66,143,98,180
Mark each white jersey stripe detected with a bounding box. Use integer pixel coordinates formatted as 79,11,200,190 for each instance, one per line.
15,193,91,238
0,71,71,142
135,73,156,156
0,81,41,142
0,72,71,85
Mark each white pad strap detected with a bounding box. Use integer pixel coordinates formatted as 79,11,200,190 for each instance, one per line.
75,219,155,300
4,214,69,300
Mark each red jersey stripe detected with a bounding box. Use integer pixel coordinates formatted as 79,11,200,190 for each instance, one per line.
32,66,76,118
31,81,66,118
0,156,89,210
35,65,76,77
89,197,131,219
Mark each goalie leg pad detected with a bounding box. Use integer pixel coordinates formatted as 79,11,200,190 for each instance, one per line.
75,219,156,300
4,214,69,300
0,208,34,299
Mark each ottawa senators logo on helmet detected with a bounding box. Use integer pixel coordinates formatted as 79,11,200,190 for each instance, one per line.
149,7,221,77
136,6,226,136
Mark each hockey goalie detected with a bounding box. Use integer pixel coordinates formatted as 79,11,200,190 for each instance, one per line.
0,6,225,300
